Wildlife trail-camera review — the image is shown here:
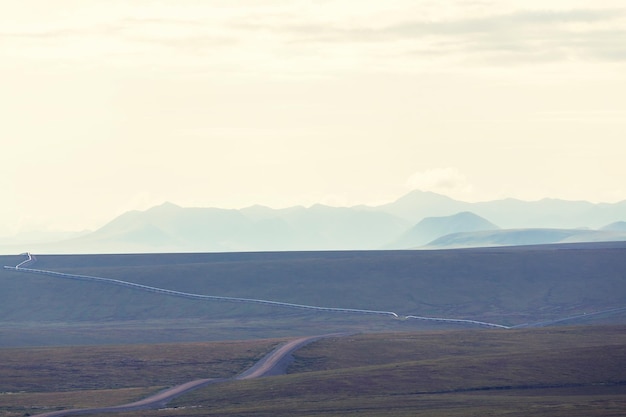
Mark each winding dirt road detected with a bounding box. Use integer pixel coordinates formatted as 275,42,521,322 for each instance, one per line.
31,334,337,417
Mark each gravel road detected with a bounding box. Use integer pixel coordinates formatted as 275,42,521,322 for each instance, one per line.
30,334,337,417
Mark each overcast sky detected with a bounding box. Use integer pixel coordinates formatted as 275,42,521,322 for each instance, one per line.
2,0,625,235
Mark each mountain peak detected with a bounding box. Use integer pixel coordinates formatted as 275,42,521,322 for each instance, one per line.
377,190,467,223
387,211,499,249
395,189,458,203
147,201,181,212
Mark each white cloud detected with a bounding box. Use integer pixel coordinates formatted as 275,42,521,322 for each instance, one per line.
406,168,474,196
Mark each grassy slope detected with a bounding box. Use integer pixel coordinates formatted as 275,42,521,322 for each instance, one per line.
0,339,284,392
168,325,626,416
0,387,159,417
54,325,625,417
1,326,624,416
0,338,282,417
1,243,626,346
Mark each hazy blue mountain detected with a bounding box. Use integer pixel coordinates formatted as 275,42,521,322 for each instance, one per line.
232,204,410,250
373,190,626,229
425,228,626,249
561,230,626,243
602,221,626,232
226,217,297,251
278,204,410,250
387,211,499,249
375,190,470,222
38,202,409,253
3,190,626,254
68,202,250,252
240,205,276,220
469,198,623,229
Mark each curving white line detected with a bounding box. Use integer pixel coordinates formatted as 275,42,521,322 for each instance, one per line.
14,252,33,269
403,315,511,329
4,261,398,318
4,253,527,328
510,306,626,329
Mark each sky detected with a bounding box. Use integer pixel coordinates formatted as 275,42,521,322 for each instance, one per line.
1,0,625,236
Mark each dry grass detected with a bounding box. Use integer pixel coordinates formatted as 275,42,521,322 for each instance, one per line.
159,325,626,416
0,339,283,393
165,388,626,417
3,246,626,342
0,387,159,417
289,325,626,372
0,338,283,417
2,326,626,417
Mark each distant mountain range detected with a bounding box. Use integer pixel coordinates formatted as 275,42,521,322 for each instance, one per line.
425,228,626,249
2,190,626,253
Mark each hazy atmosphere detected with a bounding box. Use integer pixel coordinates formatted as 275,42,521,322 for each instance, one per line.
2,0,625,236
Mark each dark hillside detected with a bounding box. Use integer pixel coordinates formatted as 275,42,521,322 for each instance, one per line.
1,243,625,345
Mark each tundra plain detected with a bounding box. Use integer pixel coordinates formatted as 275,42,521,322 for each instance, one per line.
1,327,625,417
1,243,625,415
2,243,626,346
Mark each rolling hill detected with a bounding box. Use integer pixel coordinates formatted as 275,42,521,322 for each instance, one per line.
388,211,499,248
4,327,625,417
602,220,626,232
2,243,625,346
170,327,626,417
426,228,626,249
